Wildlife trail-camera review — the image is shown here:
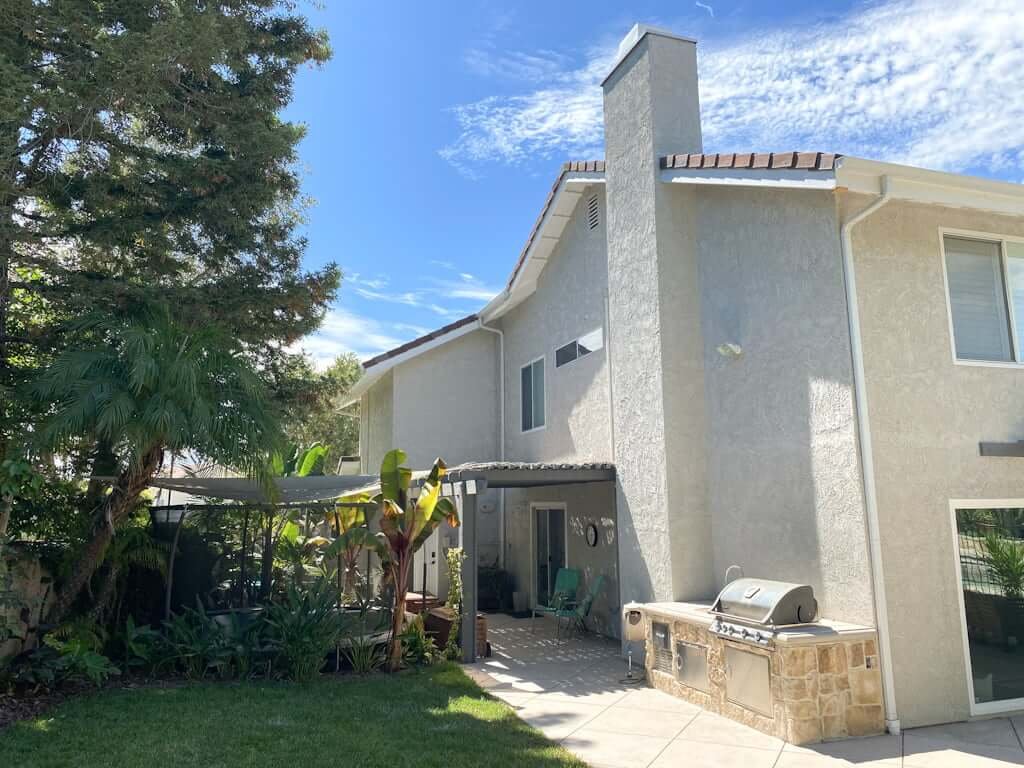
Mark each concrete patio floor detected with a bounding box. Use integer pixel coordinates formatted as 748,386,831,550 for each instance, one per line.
466,613,1024,768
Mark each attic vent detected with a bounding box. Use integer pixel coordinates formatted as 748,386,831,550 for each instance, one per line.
586,193,600,230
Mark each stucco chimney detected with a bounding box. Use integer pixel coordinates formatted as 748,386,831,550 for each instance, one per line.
602,24,702,159
602,25,712,606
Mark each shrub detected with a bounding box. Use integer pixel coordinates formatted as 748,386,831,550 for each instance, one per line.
399,615,438,668
161,602,234,679
263,579,342,682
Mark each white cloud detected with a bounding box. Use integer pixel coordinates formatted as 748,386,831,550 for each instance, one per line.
295,308,405,370
440,0,1024,178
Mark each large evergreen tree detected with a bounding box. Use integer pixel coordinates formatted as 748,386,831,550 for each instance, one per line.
0,0,338,446
0,0,340,619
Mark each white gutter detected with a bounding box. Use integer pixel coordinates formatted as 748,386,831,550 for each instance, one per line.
478,317,506,569
839,175,899,735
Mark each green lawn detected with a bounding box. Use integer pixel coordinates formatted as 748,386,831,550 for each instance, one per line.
0,664,585,768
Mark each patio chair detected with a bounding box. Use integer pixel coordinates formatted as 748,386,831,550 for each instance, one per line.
531,568,580,634
555,574,605,641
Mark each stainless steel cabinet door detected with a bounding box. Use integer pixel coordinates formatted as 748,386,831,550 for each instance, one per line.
724,646,771,716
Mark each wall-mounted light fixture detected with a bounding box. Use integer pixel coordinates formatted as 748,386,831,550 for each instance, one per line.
716,343,743,359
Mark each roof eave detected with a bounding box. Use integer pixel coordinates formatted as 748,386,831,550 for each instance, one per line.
835,157,1024,216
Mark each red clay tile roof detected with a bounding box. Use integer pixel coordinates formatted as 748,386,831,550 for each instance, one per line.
661,151,839,171
362,313,479,368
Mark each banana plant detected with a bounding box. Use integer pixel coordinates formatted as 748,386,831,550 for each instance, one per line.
323,500,380,602
339,449,459,672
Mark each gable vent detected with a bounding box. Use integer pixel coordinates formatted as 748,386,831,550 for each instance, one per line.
586,193,600,230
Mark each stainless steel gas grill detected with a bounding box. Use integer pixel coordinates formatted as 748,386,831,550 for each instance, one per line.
709,578,818,648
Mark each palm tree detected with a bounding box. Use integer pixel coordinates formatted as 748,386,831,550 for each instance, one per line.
88,521,168,625
35,305,281,624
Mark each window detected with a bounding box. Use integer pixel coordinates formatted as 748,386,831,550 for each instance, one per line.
520,358,545,432
555,328,604,368
944,234,1024,362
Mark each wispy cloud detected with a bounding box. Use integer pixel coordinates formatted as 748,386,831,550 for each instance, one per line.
348,266,502,317
295,308,405,369
440,0,1024,179
695,2,714,18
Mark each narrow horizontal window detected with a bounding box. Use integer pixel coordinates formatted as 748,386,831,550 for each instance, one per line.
555,328,604,368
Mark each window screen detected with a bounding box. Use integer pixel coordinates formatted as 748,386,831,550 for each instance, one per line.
944,236,1013,362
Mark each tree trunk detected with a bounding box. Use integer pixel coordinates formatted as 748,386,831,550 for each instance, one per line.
386,556,410,672
0,494,11,540
47,445,163,625
88,565,120,622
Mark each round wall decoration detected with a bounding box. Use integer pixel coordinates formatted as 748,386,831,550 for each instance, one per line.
585,522,599,547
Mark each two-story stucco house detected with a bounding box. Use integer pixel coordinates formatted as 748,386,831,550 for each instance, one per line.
344,25,1024,733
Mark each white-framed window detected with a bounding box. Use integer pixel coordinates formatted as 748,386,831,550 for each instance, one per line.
942,232,1024,364
555,327,604,368
520,357,545,432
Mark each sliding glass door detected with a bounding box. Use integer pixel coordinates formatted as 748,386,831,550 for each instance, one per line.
955,505,1024,711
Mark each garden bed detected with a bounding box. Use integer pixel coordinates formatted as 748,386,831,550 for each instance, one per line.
0,664,586,768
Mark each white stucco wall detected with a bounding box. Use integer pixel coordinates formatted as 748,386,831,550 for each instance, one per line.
849,194,1024,727
360,370,394,474
361,330,502,567
504,482,620,637
694,186,874,626
500,186,612,465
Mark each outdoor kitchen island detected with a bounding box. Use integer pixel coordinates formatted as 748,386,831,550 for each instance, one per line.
630,597,885,745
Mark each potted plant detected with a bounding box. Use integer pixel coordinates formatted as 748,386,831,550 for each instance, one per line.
984,533,1024,646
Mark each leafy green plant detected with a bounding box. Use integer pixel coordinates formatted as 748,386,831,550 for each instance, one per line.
339,597,386,674
342,450,459,672
985,533,1024,598
263,579,342,682
119,616,165,672
444,547,465,661
13,634,121,690
162,602,232,680
400,615,439,668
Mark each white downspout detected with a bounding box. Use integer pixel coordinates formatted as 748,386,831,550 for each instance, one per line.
840,175,899,735
479,317,506,569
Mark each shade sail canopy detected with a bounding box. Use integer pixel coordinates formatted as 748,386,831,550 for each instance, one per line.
140,475,380,504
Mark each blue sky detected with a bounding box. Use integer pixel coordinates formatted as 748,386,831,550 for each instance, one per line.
286,0,1024,368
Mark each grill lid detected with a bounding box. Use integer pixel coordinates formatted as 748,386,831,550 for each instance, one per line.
711,578,817,626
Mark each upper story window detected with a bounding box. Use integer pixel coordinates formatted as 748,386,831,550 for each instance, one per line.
944,234,1024,363
521,357,545,432
555,328,604,368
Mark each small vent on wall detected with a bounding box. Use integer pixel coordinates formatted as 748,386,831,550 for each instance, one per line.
586,193,600,230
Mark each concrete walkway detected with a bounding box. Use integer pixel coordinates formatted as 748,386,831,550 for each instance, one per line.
467,613,1024,768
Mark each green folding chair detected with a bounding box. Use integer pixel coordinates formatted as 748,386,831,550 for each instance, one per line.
555,574,605,641
531,568,579,634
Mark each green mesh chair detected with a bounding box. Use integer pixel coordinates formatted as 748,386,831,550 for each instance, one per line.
555,574,605,641
531,568,579,634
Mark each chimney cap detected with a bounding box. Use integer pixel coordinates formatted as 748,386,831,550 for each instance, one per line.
603,23,698,86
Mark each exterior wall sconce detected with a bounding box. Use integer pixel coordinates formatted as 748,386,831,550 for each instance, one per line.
716,343,743,359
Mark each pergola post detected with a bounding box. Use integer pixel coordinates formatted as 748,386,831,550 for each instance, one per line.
458,478,484,663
